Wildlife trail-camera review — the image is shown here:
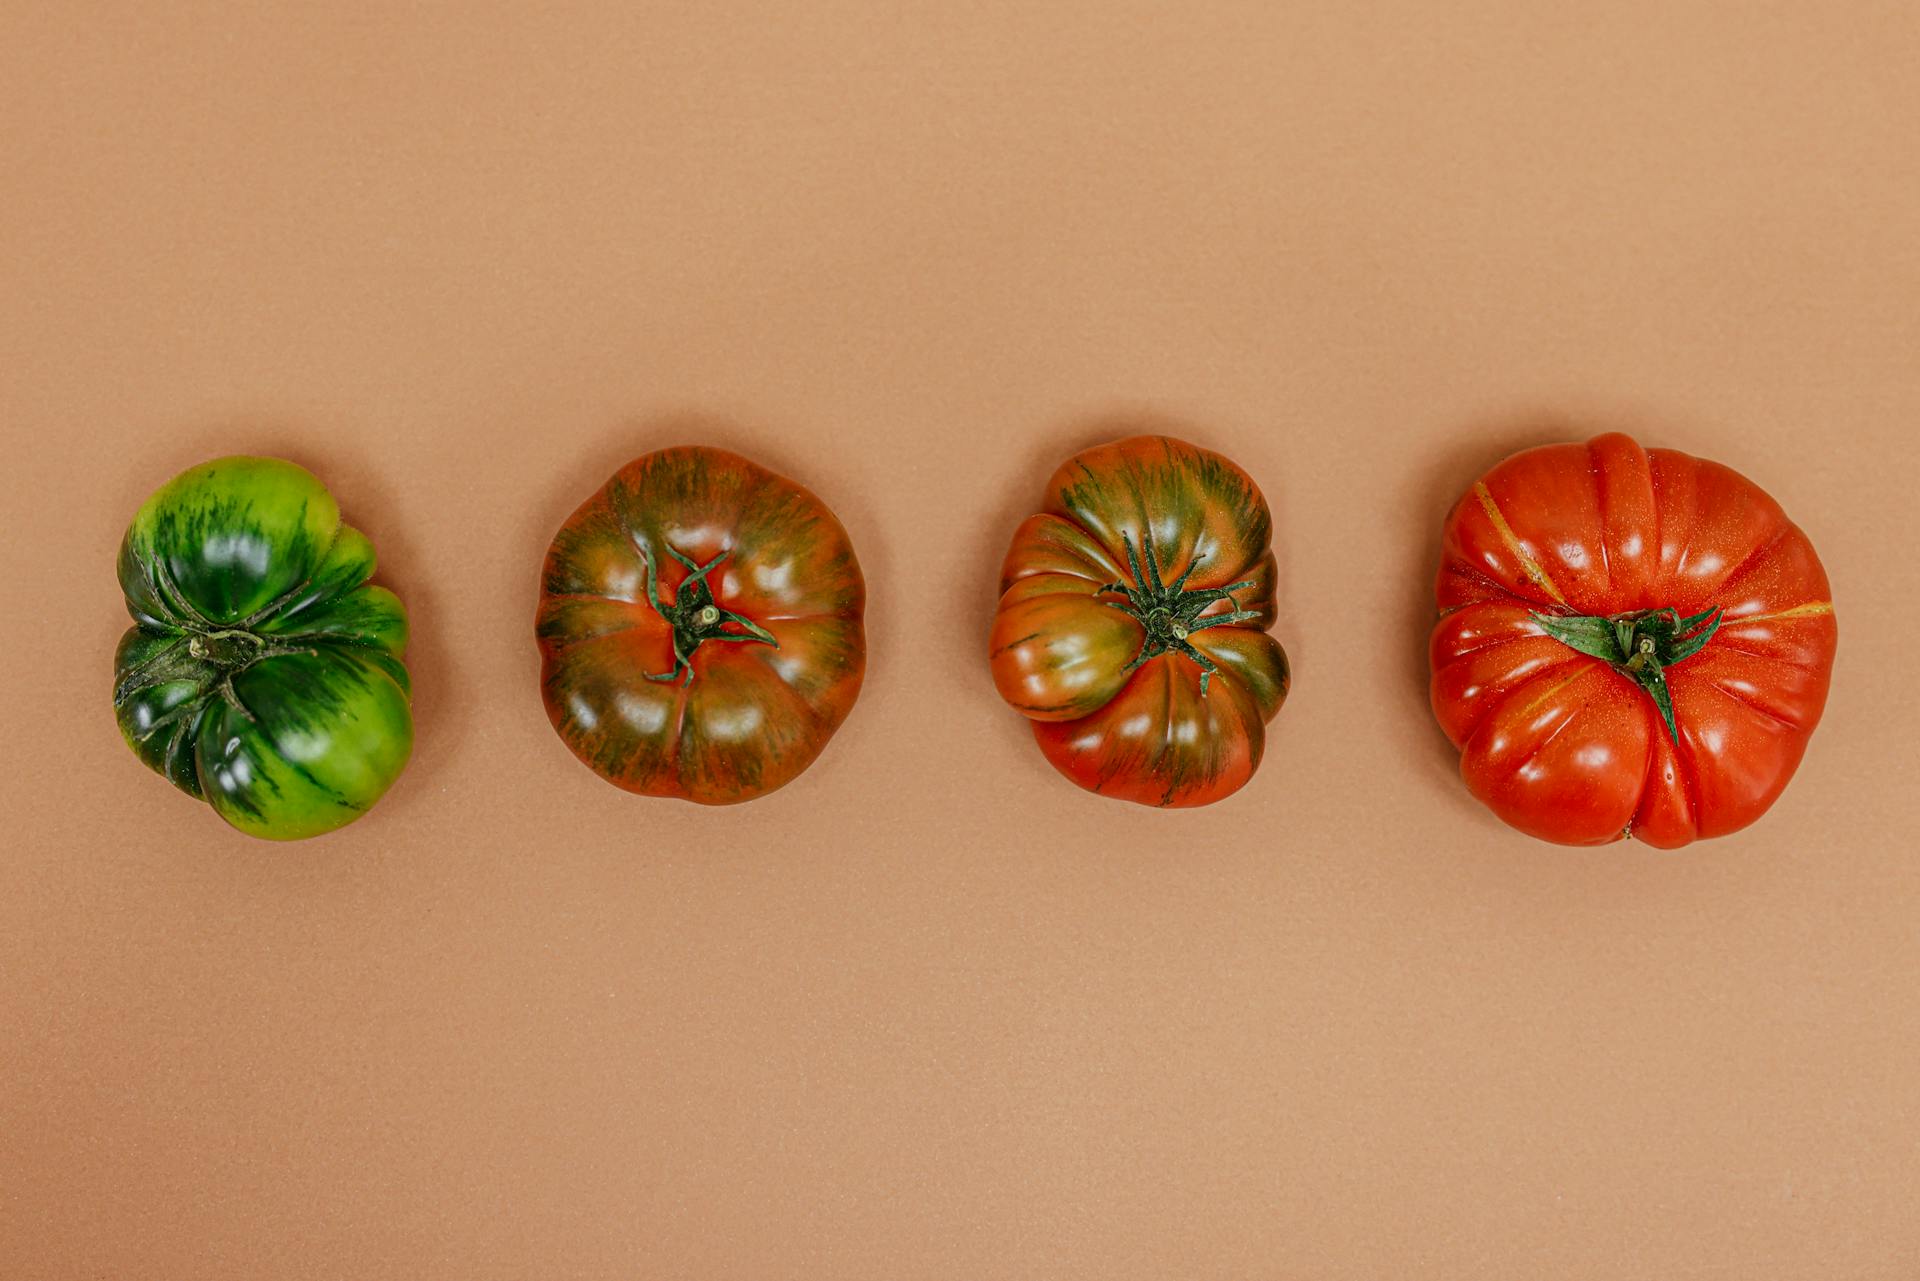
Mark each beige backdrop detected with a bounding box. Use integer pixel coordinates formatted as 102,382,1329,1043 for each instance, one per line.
4,3,1918,1278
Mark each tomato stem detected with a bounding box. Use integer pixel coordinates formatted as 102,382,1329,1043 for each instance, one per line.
636,544,778,686
1098,530,1259,696
1528,605,1724,744
183,627,310,675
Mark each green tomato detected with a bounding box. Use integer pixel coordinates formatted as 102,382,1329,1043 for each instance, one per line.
113,457,413,840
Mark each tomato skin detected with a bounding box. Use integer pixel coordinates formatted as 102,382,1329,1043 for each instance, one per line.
1031,626,1288,807
988,569,1145,721
989,437,1290,807
537,447,865,805
1429,433,1836,846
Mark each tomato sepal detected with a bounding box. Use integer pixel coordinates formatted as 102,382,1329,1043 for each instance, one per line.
1529,605,1725,744
1097,529,1261,698
633,542,779,686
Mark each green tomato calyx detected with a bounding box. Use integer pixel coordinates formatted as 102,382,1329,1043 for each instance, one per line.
187,628,268,672
1098,529,1260,697
636,544,779,686
1529,605,1725,745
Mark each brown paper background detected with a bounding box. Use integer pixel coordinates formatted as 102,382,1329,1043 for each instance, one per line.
4,4,1918,1277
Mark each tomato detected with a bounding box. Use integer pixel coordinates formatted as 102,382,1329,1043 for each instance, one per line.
537,447,865,804
989,436,1290,807
1429,432,1837,846
113,457,414,840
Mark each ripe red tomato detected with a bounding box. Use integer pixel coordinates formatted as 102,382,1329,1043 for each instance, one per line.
989,436,1290,807
537,447,865,804
1429,432,1836,846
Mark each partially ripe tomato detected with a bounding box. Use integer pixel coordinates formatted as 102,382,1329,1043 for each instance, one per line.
1429,432,1836,846
537,447,865,804
989,436,1290,807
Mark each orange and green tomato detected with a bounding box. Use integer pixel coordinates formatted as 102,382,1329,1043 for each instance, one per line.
536,447,866,804
989,436,1290,807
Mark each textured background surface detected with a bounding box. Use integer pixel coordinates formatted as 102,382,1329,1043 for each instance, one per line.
3,3,1917,1277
